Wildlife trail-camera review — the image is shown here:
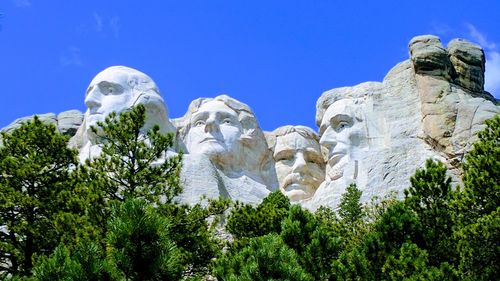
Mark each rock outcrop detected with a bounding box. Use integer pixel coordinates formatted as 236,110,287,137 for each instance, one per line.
2,35,498,209
1,110,83,139
305,35,498,210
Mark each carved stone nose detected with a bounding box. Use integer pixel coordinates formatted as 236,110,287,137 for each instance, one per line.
85,89,101,108
292,152,307,173
204,117,218,133
319,130,337,149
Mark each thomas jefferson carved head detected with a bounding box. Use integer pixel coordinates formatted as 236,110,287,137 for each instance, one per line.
177,95,274,185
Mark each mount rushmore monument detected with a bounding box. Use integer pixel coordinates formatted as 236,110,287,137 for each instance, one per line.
3,35,499,210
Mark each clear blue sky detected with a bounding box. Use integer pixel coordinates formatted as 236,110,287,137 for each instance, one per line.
1,1,499,131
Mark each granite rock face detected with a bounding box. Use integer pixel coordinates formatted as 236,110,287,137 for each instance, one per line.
305,35,498,210
68,66,176,163
1,110,83,138
2,34,498,209
173,95,277,205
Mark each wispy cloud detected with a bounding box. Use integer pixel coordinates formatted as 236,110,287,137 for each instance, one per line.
484,51,500,98
465,23,497,50
430,22,453,37
109,16,120,38
93,12,103,32
59,46,83,67
12,0,31,8
466,24,500,98
90,12,120,38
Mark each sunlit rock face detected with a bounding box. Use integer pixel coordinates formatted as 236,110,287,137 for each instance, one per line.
266,126,325,202
3,35,498,209
69,66,175,162
173,95,278,205
305,35,499,210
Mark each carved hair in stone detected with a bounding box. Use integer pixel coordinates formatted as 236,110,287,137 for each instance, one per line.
267,125,325,202
316,88,372,182
176,95,276,188
70,66,175,161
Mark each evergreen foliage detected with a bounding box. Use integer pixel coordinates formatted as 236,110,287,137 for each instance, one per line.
81,104,182,207
106,199,184,280
405,159,455,265
158,199,225,274
457,115,499,224
338,183,363,224
226,191,290,239
0,109,497,280
213,234,314,281
0,117,79,276
33,242,114,281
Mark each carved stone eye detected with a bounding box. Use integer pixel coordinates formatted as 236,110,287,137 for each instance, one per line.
194,120,205,127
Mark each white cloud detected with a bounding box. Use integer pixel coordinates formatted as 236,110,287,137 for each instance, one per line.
485,51,500,98
465,24,500,98
430,22,453,37
109,16,120,38
90,12,120,38
93,12,103,32
465,23,497,50
59,46,83,67
12,0,31,8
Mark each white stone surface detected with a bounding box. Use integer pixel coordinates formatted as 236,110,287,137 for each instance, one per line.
3,35,498,210
174,95,277,204
305,36,499,210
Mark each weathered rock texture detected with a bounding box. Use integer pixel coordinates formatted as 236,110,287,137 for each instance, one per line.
1,110,83,139
173,95,277,205
2,35,498,209
305,35,498,210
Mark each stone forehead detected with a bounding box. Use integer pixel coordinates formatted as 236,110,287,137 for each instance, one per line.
191,95,254,117
195,99,238,116
179,95,258,134
88,66,158,95
274,131,321,151
272,125,319,141
315,82,382,127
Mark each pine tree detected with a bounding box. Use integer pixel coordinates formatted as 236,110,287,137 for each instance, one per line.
458,115,499,224
226,191,290,239
405,159,455,265
0,117,78,276
213,234,313,281
338,183,363,225
32,241,115,281
454,115,500,280
106,199,184,280
78,104,182,232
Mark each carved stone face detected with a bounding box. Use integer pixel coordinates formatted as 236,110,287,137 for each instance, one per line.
84,69,135,134
274,132,324,201
185,100,243,165
319,99,367,181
